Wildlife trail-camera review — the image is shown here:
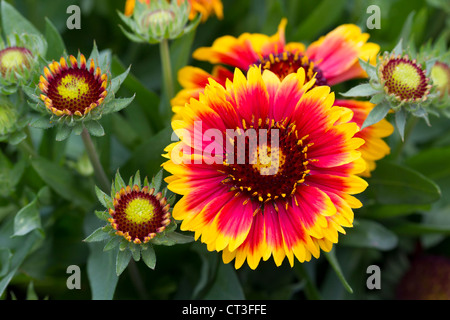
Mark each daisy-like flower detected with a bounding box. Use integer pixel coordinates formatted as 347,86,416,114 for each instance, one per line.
39,54,108,117
85,170,193,275
172,19,392,176
379,54,431,103
341,40,438,139
108,182,172,244
125,0,223,22
163,66,368,269
25,45,134,141
0,33,46,94
431,61,450,98
119,0,201,44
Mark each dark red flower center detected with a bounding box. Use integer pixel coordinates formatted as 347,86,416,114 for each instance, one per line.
110,188,170,243
0,46,32,77
380,56,429,102
258,51,327,85
221,118,312,203
46,68,105,115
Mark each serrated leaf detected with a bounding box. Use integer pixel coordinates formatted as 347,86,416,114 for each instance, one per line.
362,102,391,129
84,227,109,242
116,248,132,276
340,83,380,98
141,245,156,270
13,198,41,237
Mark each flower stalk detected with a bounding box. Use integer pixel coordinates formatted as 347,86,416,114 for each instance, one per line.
159,38,174,119
81,127,110,193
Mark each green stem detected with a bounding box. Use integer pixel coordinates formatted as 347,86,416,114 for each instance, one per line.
392,116,419,160
81,128,110,193
159,38,174,119
293,263,322,300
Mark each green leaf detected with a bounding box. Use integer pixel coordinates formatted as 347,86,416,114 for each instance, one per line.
84,227,109,242
406,146,450,204
367,161,441,205
29,116,55,130
324,249,353,294
0,248,11,277
31,157,92,209
291,0,347,41
340,219,398,251
85,121,105,137
114,170,126,194
8,130,27,145
361,102,391,129
152,169,163,192
103,95,135,115
133,170,141,188
141,245,156,270
87,243,119,300
26,282,38,300
103,236,122,252
44,17,66,61
13,198,41,237
395,108,407,141
202,263,245,300
55,125,72,141
116,248,132,276
340,83,380,98
164,232,194,245
110,66,131,95
95,185,113,209
1,0,41,37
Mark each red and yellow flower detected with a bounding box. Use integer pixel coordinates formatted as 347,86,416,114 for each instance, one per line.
172,19,393,176
38,54,108,117
163,66,368,269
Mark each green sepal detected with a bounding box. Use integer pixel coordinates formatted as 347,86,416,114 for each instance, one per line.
141,245,156,270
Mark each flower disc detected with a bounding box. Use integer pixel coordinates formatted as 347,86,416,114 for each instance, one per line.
39,54,108,117
258,51,327,85
109,185,171,244
0,46,32,77
380,55,430,102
